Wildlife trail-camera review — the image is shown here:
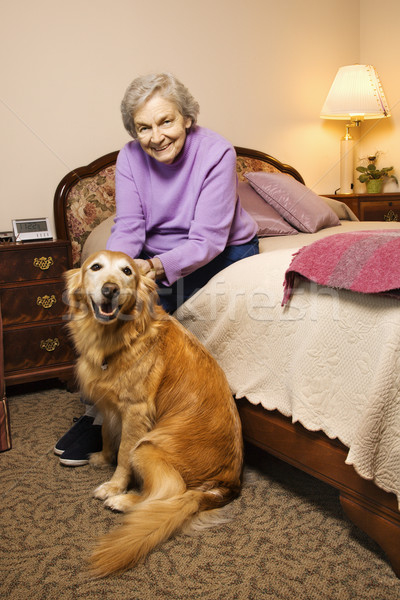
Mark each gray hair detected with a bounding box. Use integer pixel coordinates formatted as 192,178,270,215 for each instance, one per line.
121,73,200,139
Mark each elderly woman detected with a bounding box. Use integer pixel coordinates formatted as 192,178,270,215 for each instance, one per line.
55,73,258,465
107,72,258,312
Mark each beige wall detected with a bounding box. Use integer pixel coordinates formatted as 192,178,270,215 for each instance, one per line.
356,0,400,193
3,0,392,236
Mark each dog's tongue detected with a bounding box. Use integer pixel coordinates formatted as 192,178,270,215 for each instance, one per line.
94,300,119,321
100,301,114,316
91,297,120,322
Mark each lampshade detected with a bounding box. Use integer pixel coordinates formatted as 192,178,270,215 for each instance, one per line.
320,64,390,121
320,64,390,194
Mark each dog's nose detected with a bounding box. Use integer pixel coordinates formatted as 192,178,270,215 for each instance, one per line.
101,283,120,301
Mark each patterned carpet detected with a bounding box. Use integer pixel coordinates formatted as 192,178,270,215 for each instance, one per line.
1,382,399,600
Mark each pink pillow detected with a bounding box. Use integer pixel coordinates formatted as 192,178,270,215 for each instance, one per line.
238,181,298,237
245,172,341,233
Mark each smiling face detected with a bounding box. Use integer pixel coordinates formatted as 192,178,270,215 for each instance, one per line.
82,252,139,323
133,94,192,164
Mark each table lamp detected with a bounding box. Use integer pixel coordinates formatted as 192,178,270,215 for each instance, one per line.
320,64,390,194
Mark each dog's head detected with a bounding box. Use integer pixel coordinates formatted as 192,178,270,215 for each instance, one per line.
64,250,160,329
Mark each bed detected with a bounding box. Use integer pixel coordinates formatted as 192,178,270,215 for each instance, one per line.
54,146,400,577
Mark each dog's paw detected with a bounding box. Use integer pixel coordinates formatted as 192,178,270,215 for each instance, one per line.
89,451,112,468
93,481,126,501
103,492,126,512
104,494,132,512
104,492,141,513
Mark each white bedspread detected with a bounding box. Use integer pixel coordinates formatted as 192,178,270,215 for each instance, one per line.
177,221,400,506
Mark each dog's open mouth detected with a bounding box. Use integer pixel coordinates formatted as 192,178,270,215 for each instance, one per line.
91,299,121,322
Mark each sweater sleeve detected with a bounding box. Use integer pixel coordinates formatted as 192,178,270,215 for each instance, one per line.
106,147,146,257
156,146,238,285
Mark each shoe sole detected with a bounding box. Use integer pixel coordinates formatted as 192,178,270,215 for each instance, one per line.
53,446,65,456
59,457,89,467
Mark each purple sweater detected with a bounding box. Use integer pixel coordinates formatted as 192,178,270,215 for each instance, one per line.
106,126,257,285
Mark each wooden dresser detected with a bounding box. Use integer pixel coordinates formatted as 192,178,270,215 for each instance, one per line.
0,240,75,389
324,192,400,221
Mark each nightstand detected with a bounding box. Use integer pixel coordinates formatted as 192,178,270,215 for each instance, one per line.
0,240,75,389
323,192,400,221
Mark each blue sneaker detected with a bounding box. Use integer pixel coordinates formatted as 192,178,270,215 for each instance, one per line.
54,415,95,456
59,423,102,467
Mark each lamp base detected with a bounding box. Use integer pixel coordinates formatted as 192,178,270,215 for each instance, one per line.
340,137,354,194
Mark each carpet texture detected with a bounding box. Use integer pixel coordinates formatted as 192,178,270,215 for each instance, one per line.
1,382,399,600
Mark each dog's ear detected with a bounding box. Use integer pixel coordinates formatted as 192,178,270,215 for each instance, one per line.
134,271,162,333
64,268,82,296
63,268,85,317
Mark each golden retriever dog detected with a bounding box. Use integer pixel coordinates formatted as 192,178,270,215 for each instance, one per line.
64,250,243,577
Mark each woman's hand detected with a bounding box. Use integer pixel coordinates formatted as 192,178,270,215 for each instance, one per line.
133,258,152,277
134,257,165,281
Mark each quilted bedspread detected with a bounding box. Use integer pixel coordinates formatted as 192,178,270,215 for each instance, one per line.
177,221,400,507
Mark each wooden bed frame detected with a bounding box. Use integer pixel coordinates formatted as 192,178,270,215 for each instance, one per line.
53,147,400,577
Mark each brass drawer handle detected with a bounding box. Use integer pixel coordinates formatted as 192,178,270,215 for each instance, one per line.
384,210,399,222
40,338,60,352
36,294,57,309
33,256,54,271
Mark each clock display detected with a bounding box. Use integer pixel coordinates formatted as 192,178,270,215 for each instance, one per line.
16,221,48,233
12,218,53,242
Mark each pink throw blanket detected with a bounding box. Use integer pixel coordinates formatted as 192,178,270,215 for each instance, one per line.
282,230,400,305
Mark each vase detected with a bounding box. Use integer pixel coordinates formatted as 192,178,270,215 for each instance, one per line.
366,179,383,194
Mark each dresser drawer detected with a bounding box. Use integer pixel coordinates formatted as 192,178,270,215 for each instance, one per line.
323,193,400,221
3,323,75,373
0,240,74,389
359,200,400,222
0,244,70,283
1,281,67,325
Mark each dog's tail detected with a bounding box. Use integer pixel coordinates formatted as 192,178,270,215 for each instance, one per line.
89,489,222,577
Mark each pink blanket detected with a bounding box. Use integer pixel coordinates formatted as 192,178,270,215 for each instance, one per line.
282,230,400,305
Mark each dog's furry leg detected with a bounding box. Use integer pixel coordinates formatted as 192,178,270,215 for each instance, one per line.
94,466,132,501
89,408,120,468
94,404,151,501
103,490,142,512
103,440,185,512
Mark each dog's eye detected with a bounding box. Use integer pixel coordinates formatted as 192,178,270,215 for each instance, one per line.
122,267,132,276
90,263,102,271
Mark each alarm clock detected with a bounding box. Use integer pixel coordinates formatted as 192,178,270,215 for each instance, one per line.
12,218,53,242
